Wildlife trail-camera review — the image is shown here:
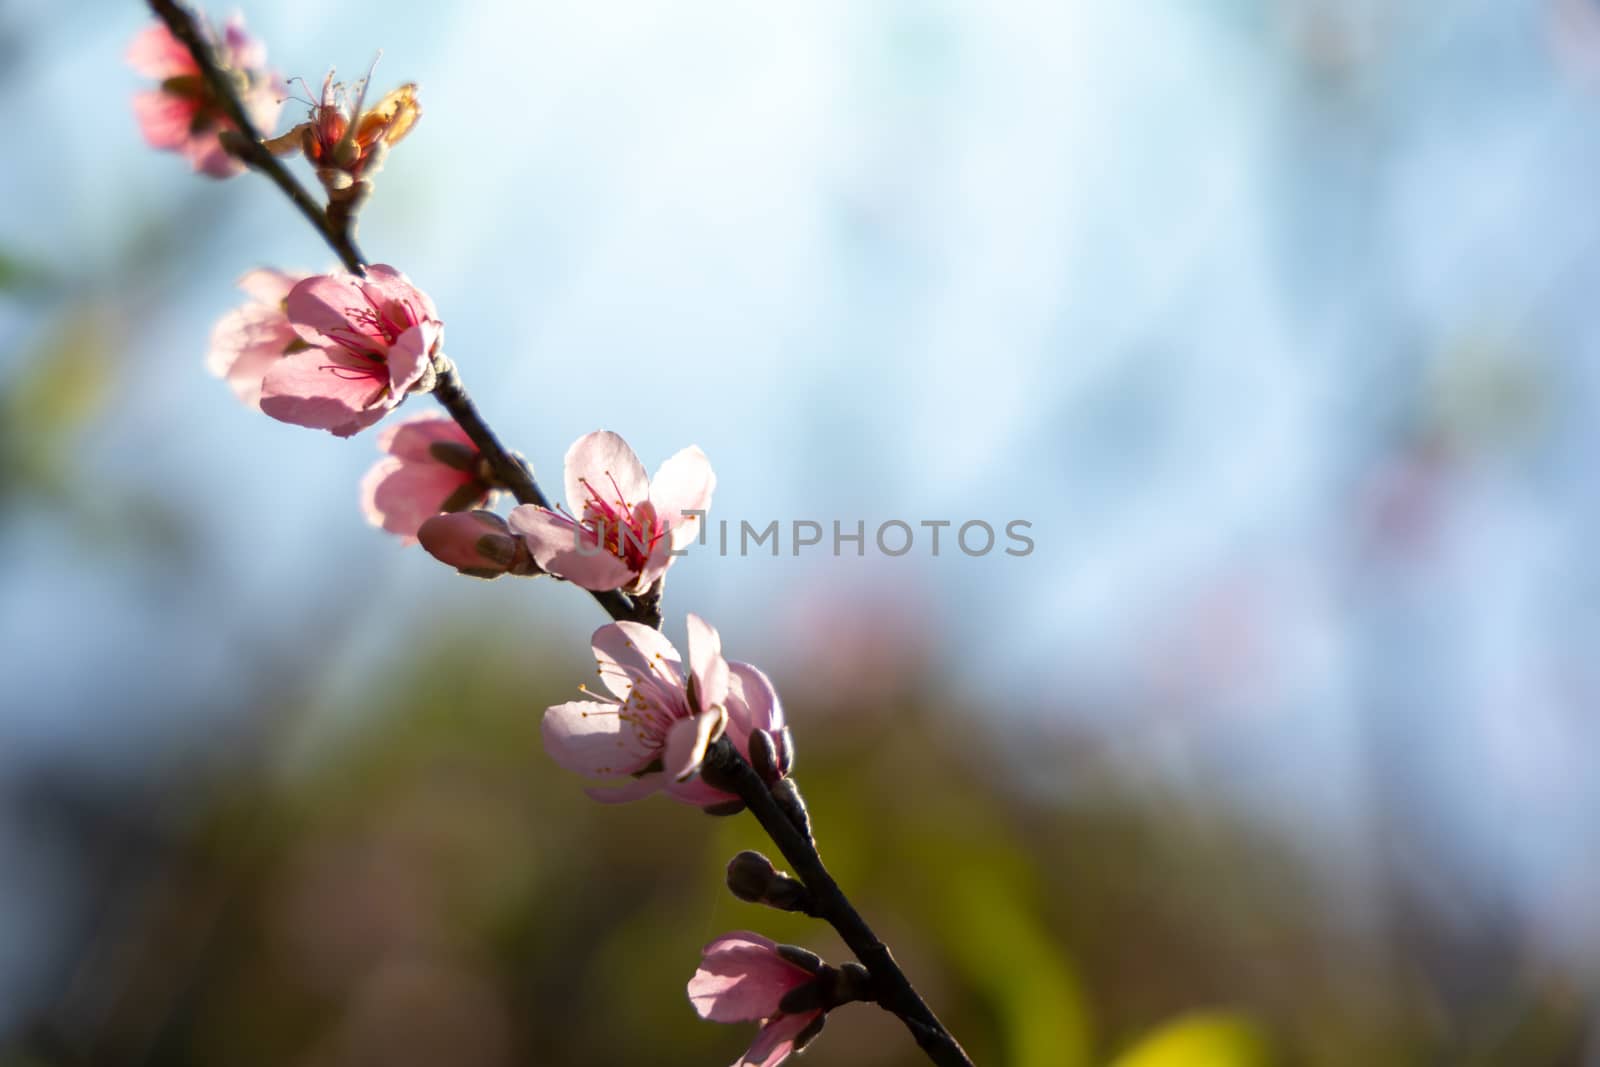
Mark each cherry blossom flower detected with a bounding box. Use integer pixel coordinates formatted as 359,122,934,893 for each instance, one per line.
259,264,442,437
128,16,282,178
543,615,783,807
687,932,826,1067
266,70,420,194
205,268,309,408
360,414,492,541
507,431,713,594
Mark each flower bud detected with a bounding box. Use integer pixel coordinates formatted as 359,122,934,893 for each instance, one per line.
775,726,796,777
748,728,782,785
418,510,518,578
725,850,778,902
770,778,812,841
725,850,813,913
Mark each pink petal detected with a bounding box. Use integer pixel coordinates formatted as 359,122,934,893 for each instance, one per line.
131,90,197,151
583,774,665,805
563,431,648,515
385,321,436,397
633,525,676,593
741,1012,819,1067
725,662,784,751
545,539,637,591
126,24,197,79
662,774,738,808
258,346,389,436
542,700,657,778
362,264,440,323
220,15,266,71
589,621,683,698
377,413,475,463
237,268,304,306
186,131,246,178
686,613,731,713
687,933,809,1023
285,272,369,345
662,707,726,781
205,301,297,408
508,506,636,591
241,81,285,136
360,455,479,540
651,445,716,550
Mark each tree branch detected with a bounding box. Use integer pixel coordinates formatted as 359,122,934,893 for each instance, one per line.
702,739,976,1067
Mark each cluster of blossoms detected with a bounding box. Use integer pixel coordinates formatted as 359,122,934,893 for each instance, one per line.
131,7,962,1065
207,264,442,439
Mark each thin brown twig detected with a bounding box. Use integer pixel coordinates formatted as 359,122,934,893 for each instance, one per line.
702,739,976,1067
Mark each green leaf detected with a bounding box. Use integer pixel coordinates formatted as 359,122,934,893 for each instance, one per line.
1110,1013,1272,1067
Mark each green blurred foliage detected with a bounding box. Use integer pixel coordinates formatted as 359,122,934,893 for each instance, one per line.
0,309,112,504
10,611,1586,1067
1109,1014,1270,1067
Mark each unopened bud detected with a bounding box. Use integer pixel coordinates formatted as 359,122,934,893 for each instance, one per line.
775,726,795,777
725,850,778,902
418,510,517,578
725,850,813,913
770,778,812,841
748,728,781,784
700,798,745,817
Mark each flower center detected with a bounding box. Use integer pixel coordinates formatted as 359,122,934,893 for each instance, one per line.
580,648,693,750
561,472,665,572
326,287,421,362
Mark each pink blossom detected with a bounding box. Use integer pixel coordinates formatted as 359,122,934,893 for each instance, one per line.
127,17,283,178
687,932,824,1067
418,511,525,578
259,265,442,437
360,414,492,541
543,615,784,807
507,431,713,594
206,268,309,408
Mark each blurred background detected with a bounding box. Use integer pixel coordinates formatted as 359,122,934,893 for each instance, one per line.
3,0,1600,1063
